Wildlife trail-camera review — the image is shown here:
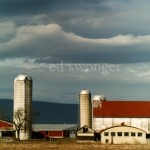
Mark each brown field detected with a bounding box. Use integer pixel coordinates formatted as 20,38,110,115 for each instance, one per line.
0,141,150,150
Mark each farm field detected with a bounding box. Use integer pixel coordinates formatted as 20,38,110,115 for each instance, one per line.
0,141,150,150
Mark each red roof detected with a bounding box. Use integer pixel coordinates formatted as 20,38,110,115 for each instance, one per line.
93,101,150,117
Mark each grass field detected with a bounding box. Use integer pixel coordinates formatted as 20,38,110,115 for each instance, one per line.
0,141,150,150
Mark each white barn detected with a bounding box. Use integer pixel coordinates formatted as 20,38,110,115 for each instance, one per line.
92,100,150,135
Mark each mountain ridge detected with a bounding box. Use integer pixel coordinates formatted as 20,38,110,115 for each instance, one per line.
0,99,78,124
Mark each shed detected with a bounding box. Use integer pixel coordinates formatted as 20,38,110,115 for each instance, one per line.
77,125,95,141
0,120,14,137
100,125,146,144
32,124,77,139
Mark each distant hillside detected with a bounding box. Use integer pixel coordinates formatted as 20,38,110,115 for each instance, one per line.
0,99,78,124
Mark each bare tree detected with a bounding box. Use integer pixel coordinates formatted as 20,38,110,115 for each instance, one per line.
13,108,27,141
13,108,40,141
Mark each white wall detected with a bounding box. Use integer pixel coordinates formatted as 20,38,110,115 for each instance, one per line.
101,126,146,144
93,118,150,133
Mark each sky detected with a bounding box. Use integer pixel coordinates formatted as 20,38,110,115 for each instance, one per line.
1,0,150,103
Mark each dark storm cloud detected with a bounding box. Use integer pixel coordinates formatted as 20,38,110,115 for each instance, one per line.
0,0,102,15
1,23,150,64
0,1,150,64
1,0,150,102
0,0,146,38
0,0,114,34
0,0,48,15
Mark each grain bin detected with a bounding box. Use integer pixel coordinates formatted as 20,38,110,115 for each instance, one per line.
79,89,91,128
13,73,32,140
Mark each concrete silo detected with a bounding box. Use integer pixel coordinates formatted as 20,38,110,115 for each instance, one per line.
92,94,106,107
79,89,91,128
92,95,106,101
13,73,32,140
92,94,106,130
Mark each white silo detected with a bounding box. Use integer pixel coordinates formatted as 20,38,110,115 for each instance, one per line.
92,94,106,108
92,94,106,101
92,94,106,130
13,73,32,140
79,89,91,128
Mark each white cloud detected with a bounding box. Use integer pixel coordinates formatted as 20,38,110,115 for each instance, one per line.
128,69,136,73
0,57,36,69
0,22,16,43
119,63,150,82
0,24,63,51
5,23,150,47
0,22,16,36
1,23,150,62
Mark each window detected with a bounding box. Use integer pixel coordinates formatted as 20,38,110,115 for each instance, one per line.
124,132,129,136
131,132,135,136
70,131,75,134
83,126,88,133
117,132,122,136
138,132,142,137
104,132,109,136
111,132,115,136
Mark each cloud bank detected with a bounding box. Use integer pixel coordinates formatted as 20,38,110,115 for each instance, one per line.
1,23,150,64
1,0,150,102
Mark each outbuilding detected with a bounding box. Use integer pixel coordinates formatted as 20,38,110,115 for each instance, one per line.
32,124,77,139
100,125,146,144
0,120,14,137
77,125,95,141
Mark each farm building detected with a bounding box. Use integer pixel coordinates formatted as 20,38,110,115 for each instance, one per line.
0,121,78,139
92,100,150,135
100,125,146,144
0,120,13,137
32,124,77,139
79,89,150,143
76,125,95,141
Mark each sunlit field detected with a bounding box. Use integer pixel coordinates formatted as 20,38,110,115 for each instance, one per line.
0,141,150,150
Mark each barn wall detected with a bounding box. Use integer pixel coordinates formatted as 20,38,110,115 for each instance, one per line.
93,118,150,133
48,131,63,138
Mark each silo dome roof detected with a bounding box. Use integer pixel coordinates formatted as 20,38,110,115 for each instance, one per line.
15,73,32,81
92,94,106,101
80,89,91,95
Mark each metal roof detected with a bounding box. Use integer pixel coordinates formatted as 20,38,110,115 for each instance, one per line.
100,125,147,133
32,124,77,131
93,101,150,117
80,89,91,95
15,73,32,81
92,95,106,101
